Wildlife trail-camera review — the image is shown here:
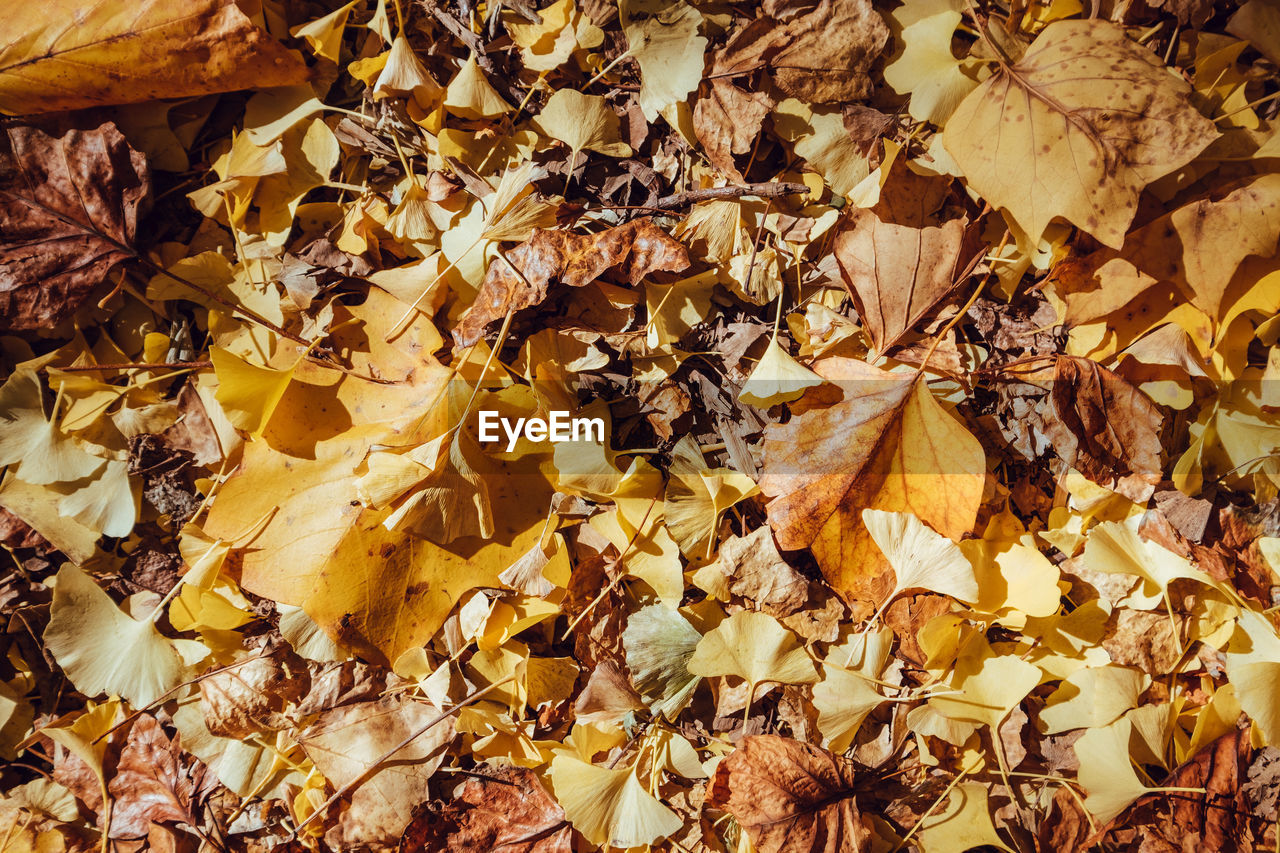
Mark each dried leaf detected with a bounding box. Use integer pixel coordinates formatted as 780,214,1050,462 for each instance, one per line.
1,118,149,329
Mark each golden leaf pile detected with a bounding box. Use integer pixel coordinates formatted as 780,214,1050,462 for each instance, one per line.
1,0,1279,850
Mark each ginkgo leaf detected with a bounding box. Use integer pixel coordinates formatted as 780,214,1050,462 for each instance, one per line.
533,89,632,161
58,456,138,538
883,0,983,125
0,369,104,485
210,347,295,437
548,754,682,848
740,337,825,408
290,0,359,64
663,437,758,559
687,610,818,690
374,34,442,101
622,1,707,121
1038,665,1150,734
1225,609,1280,746
1077,716,1151,823
623,604,703,719
927,641,1041,729
812,665,885,752
43,565,186,708
1084,518,1227,609
444,56,513,119
942,19,1217,248
863,508,980,606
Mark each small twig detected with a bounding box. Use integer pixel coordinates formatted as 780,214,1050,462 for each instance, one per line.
48,360,213,372
655,182,810,210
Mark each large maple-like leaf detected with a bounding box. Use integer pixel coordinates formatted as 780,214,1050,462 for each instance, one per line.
706,735,872,853
760,358,985,614
0,117,148,329
942,19,1217,248
0,0,310,114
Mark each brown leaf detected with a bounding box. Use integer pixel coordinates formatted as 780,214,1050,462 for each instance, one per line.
692,80,773,181
763,0,889,104
712,527,810,616
298,695,455,848
834,168,972,352
1092,725,1254,850
453,219,689,346
1044,355,1164,502
199,650,308,739
401,766,573,853
0,0,311,114
108,715,207,839
706,735,872,853
0,117,149,330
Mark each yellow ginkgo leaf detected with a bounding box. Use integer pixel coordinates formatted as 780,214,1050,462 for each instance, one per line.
506,0,603,72
664,437,759,559
623,604,703,719
289,0,359,63
740,337,825,408
622,0,706,121
863,509,980,622
374,34,442,102
687,610,818,695
812,664,885,752
43,565,186,708
1084,518,1228,609
1225,609,1280,745
1076,716,1151,823
58,456,138,538
882,0,983,125
444,56,513,119
1038,665,1150,734
548,754,682,848
0,368,104,486
927,640,1041,730
533,89,633,162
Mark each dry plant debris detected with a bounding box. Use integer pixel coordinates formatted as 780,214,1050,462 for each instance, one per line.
1,0,1280,850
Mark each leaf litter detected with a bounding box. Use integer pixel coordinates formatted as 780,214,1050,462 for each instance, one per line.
1,0,1279,850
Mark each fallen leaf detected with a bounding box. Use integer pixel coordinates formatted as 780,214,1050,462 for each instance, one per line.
834,167,970,352
706,735,872,853
454,219,689,346
108,715,206,838
883,0,982,124
43,565,186,708
942,19,1217,248
623,1,706,121
763,0,889,104
298,695,455,848
761,359,985,614
862,508,980,612
623,604,703,719
0,0,310,113
533,88,632,162
403,765,573,853
710,526,810,616
686,610,818,703
548,754,682,848
1,117,149,329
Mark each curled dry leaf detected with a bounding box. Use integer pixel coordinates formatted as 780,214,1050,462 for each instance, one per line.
0,117,149,329
403,765,573,853
706,735,872,853
943,19,1217,248
107,715,207,839
454,219,689,346
0,0,310,114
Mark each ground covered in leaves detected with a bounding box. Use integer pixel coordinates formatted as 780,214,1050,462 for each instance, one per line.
2,0,1280,850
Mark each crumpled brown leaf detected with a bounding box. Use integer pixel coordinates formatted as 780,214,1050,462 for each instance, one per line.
0,117,149,330
401,765,573,853
835,166,974,352
454,219,689,346
298,695,455,848
108,715,209,839
199,649,308,738
711,526,809,616
706,735,872,853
